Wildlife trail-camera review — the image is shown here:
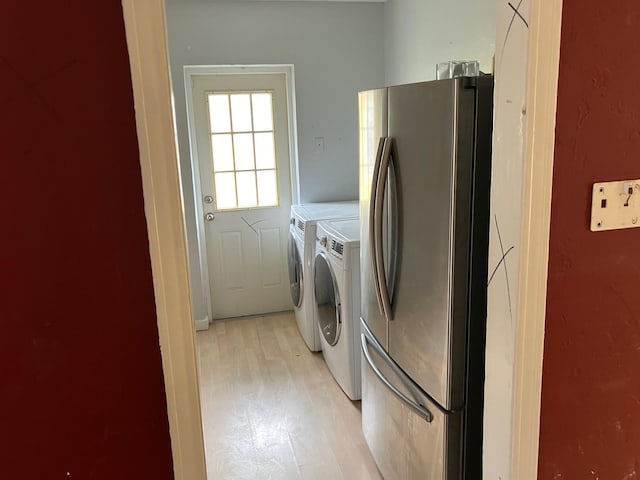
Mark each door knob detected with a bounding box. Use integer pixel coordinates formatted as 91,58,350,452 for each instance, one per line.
205,212,215,222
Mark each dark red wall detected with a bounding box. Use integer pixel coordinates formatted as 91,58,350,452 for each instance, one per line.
0,2,174,478
538,1,640,477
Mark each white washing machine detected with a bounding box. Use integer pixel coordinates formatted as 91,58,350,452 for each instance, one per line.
288,202,358,351
313,218,361,400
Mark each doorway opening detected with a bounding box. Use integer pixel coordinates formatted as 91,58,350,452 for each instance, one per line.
121,1,562,479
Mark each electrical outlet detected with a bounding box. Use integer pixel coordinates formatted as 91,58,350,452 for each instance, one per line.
591,179,640,231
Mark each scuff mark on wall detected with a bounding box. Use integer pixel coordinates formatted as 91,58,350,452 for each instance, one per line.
499,0,529,69
0,55,57,114
508,1,529,28
488,215,515,324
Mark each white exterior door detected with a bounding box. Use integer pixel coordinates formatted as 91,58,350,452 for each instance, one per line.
191,72,293,319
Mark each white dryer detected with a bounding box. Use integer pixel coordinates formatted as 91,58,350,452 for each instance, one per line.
288,202,358,351
313,218,361,400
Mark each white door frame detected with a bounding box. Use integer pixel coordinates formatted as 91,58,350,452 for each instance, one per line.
511,1,563,477
120,0,562,479
184,65,300,323
121,1,206,479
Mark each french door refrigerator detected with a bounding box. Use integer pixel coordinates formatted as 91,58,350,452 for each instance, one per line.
358,76,493,479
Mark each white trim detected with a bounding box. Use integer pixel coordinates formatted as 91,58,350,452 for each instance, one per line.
184,65,300,321
511,0,563,477
183,69,214,323
195,315,210,332
121,1,207,480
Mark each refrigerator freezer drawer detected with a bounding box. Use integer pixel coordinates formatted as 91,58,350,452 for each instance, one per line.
361,323,462,480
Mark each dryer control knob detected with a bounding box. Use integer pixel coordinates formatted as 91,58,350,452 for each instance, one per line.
320,236,328,248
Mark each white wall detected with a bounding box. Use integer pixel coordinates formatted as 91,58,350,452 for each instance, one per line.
383,0,496,85
164,0,384,323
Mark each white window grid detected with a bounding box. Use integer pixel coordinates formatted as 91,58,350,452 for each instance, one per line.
206,89,280,212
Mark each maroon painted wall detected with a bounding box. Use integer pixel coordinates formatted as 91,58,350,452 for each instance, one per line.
0,2,174,478
538,1,640,477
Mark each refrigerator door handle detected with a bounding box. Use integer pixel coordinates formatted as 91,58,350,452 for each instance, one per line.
369,137,387,316
374,137,394,321
361,331,433,423
386,148,398,306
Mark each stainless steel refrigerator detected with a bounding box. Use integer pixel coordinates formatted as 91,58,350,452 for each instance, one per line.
358,76,493,479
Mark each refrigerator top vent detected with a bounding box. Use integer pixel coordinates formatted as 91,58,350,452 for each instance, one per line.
331,239,344,256
297,219,305,232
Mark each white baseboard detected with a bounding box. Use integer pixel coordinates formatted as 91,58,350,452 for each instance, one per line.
195,315,210,331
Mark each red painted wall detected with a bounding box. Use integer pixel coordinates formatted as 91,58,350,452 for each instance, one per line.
0,2,174,478
538,1,640,477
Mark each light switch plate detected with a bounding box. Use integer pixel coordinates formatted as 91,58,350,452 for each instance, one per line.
591,179,640,231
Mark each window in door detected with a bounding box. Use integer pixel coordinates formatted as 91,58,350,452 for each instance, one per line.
206,91,279,211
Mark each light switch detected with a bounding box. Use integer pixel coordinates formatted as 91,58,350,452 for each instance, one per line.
591,179,640,231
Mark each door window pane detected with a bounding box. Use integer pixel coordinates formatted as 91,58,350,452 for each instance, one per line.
230,94,252,132
208,94,230,133
257,170,278,207
211,134,234,172
252,93,273,131
214,172,237,210
236,171,257,208
254,132,276,169
233,133,255,171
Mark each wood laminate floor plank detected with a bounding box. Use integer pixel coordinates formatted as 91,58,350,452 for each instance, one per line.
198,312,382,480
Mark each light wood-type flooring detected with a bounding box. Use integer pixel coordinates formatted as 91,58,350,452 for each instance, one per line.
197,312,383,480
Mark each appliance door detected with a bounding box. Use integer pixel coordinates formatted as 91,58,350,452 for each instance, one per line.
314,252,341,346
288,230,303,308
358,87,390,349
360,320,462,480
386,79,476,410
